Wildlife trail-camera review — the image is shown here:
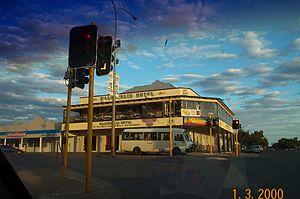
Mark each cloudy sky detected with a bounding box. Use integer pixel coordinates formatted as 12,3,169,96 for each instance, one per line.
1,0,300,143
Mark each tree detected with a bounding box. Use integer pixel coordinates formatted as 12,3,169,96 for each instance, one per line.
238,129,269,148
272,137,300,150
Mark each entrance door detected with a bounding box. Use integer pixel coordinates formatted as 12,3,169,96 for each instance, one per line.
92,136,96,151
84,136,97,152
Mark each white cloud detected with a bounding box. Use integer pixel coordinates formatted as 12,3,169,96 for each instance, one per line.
182,74,204,79
224,68,247,76
127,61,140,70
207,53,237,59
293,38,300,50
136,50,156,58
161,62,174,68
259,57,300,87
188,30,209,39
238,31,278,58
162,75,180,82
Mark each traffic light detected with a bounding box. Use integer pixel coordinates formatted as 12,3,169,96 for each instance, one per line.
232,120,240,129
75,68,89,89
96,36,113,76
68,25,98,68
205,119,212,127
212,118,218,127
115,39,121,48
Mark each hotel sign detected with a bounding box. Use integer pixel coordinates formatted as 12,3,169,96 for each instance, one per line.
79,88,199,104
63,117,184,131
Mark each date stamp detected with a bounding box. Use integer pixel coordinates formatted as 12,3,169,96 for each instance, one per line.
233,188,284,199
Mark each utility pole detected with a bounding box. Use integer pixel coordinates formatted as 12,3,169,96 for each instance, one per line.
110,0,137,157
169,99,173,158
62,79,72,177
209,116,213,155
111,44,117,157
235,130,239,157
86,65,95,192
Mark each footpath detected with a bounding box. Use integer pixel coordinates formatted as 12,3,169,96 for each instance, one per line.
4,153,122,199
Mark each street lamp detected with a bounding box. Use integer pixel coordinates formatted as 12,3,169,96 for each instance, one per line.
111,0,137,156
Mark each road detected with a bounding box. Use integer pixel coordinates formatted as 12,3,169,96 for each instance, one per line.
3,150,300,199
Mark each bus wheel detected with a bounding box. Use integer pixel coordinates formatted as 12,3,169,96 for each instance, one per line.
172,147,181,155
133,147,142,155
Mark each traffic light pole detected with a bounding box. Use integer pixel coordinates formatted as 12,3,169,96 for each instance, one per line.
209,116,213,155
62,80,72,177
235,130,239,157
86,66,94,193
169,99,173,158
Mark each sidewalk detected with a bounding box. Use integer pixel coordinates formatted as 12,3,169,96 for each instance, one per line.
5,154,122,199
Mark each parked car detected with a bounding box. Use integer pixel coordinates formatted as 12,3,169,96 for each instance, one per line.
0,145,24,153
242,145,263,153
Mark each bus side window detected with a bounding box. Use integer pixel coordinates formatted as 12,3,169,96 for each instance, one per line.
122,132,129,140
129,133,134,140
144,132,151,140
163,133,169,141
151,132,158,140
134,132,144,140
158,132,162,140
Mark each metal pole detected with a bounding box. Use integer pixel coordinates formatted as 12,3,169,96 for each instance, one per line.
111,47,117,156
110,0,136,156
217,125,221,153
169,99,173,157
235,130,239,157
111,0,117,157
86,66,94,193
62,80,72,177
209,116,213,155
231,132,234,152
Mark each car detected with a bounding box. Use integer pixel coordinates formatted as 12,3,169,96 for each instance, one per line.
242,145,263,153
0,145,24,153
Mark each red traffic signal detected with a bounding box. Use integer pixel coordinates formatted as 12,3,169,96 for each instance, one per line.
205,119,212,127
212,118,218,127
68,25,98,68
232,120,240,129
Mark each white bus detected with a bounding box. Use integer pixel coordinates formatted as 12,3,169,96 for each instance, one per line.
121,128,194,155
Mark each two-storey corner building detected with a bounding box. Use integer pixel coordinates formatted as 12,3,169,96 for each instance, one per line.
61,80,235,153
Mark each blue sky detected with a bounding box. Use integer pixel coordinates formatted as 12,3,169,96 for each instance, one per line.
0,0,299,144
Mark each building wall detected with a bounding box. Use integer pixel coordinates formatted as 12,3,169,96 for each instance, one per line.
0,117,61,153
0,116,56,132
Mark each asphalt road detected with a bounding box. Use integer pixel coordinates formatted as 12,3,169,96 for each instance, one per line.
3,150,300,199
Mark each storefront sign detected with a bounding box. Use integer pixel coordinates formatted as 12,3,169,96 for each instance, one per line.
218,119,233,133
80,88,199,104
7,132,26,138
184,117,206,126
181,109,201,117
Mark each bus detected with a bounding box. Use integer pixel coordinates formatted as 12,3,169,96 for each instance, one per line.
121,128,194,155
